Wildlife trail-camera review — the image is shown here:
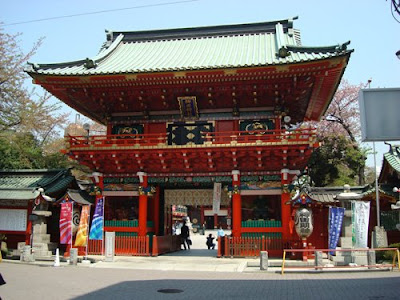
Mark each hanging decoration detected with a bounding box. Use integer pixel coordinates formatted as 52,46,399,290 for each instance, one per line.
294,207,314,239
59,202,73,244
75,205,90,247
89,197,104,241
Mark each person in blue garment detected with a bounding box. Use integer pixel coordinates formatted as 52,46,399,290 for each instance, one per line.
217,226,225,240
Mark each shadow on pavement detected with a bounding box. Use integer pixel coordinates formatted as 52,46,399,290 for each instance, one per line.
70,277,400,300
163,248,217,257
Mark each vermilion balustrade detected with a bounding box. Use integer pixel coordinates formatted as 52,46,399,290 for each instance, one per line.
218,236,298,258
66,128,316,149
87,236,150,256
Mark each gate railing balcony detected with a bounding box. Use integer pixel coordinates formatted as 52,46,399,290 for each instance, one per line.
65,128,317,150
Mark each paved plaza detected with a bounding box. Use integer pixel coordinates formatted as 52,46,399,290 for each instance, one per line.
1,262,400,300
1,231,399,299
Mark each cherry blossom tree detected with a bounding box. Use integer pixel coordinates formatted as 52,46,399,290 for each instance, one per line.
308,80,370,186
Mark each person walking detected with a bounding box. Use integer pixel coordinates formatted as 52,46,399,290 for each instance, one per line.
180,221,191,250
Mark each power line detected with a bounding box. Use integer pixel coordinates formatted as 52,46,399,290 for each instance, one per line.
3,0,199,27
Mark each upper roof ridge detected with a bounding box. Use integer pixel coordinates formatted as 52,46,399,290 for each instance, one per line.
106,17,299,43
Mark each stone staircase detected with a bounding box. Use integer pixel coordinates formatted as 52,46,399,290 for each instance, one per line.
329,209,368,266
13,216,57,259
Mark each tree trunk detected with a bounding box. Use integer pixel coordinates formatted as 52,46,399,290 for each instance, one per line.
358,165,365,185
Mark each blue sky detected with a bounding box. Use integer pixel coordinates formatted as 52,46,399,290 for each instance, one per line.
2,0,400,170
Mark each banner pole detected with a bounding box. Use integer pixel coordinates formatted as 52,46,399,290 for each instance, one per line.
102,197,105,257
71,202,73,252
85,205,91,259
373,142,381,227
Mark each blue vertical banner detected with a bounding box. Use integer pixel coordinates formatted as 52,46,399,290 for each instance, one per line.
328,207,345,255
89,197,104,240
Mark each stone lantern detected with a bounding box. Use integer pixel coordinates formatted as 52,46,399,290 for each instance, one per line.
31,188,54,258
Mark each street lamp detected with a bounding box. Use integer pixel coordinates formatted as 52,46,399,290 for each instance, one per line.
392,187,400,231
392,187,400,209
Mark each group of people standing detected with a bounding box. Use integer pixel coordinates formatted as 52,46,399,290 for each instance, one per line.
174,219,226,251
173,219,192,250
206,226,224,250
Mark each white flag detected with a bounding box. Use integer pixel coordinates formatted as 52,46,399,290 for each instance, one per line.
212,183,222,214
351,201,370,248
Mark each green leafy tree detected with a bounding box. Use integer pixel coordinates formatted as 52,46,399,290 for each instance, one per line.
308,80,370,186
308,134,365,186
0,25,70,169
0,132,70,169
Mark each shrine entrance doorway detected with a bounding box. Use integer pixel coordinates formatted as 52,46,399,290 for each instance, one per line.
163,189,231,253
164,189,231,233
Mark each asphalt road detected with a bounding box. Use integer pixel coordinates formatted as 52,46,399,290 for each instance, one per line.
1,263,400,300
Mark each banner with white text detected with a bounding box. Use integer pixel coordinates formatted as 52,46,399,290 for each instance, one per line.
328,207,345,255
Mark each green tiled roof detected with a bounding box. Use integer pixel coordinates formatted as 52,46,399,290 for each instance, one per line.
0,189,40,200
309,186,369,203
66,189,95,205
0,169,75,201
383,146,400,173
26,18,352,76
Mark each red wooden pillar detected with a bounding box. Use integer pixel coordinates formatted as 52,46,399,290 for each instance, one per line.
153,186,160,235
280,169,292,241
138,172,148,237
97,173,104,191
231,170,241,237
213,213,218,229
26,202,33,245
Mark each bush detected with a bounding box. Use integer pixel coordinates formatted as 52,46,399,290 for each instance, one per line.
375,249,385,263
383,243,400,262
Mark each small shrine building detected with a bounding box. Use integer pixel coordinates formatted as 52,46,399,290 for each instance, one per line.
26,18,353,256
0,169,76,252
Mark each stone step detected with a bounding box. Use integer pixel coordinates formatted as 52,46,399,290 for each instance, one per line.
353,255,369,266
15,241,57,257
32,243,50,251
33,250,53,258
330,255,352,265
338,237,352,248
32,235,51,244
330,251,369,266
